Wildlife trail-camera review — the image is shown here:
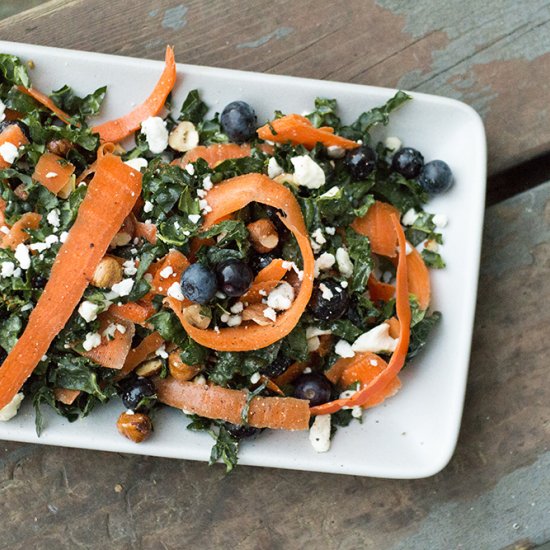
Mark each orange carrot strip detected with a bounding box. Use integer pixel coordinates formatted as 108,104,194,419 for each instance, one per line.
351,200,401,257
172,143,275,169
109,300,157,326
0,212,41,250
167,173,314,352
257,114,358,149
0,124,29,168
386,317,400,339
92,46,176,143
0,197,7,227
0,154,142,409
241,280,281,305
155,377,310,430
150,250,189,296
80,313,135,370
16,86,72,124
134,220,157,244
310,214,411,414
260,375,285,396
368,273,395,302
118,331,165,377
272,361,307,387
54,388,81,405
32,152,75,195
254,258,288,283
398,247,430,310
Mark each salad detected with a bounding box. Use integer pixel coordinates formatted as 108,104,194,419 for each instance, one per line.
0,47,449,471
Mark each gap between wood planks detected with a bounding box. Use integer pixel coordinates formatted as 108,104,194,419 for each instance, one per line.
487,150,550,206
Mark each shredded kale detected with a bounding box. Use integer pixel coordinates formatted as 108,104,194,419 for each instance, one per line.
178,89,209,124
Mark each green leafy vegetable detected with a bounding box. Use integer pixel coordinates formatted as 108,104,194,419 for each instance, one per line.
0,54,30,87
178,89,208,124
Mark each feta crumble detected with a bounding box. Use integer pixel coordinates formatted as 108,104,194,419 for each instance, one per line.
335,339,355,358
123,260,138,277
46,209,61,228
402,208,418,226
141,116,169,154
78,300,99,322
266,282,295,311
0,142,19,164
159,266,174,279
143,200,154,213
111,278,135,297
226,315,242,327
326,145,345,159
82,332,102,351
14,244,31,270
0,393,24,422
290,155,325,189
267,157,284,179
335,247,353,278
250,372,261,384
384,136,402,152
314,252,335,277
45,171,58,178
124,157,148,172
188,214,201,224
309,414,331,453
352,323,398,354
262,306,277,322
167,281,185,301
1,261,16,278
433,213,448,228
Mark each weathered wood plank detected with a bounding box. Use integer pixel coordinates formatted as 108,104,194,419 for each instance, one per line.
1,0,550,182
1,182,549,549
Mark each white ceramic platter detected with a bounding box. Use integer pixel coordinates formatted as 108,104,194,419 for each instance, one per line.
0,41,486,478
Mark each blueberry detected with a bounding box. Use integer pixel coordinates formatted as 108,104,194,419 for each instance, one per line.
250,253,277,274
418,160,454,194
293,373,332,406
121,376,156,412
309,278,349,321
225,423,262,439
344,145,377,180
216,259,253,297
260,354,293,378
0,120,30,141
220,101,257,143
32,274,48,289
180,263,218,304
391,147,424,179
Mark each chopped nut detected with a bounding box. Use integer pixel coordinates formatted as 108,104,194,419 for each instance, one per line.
13,184,29,201
168,121,199,152
135,358,163,377
247,219,279,253
181,304,211,329
168,350,201,381
317,334,333,357
242,303,275,326
110,216,135,248
117,411,152,443
46,138,73,156
91,256,123,288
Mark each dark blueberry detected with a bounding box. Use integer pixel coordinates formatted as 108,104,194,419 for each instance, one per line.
344,145,377,180
0,120,30,141
293,373,332,406
216,259,253,297
259,354,293,378
180,263,217,304
220,101,257,143
31,274,48,289
391,147,424,179
121,376,156,412
264,206,290,238
225,423,262,439
418,160,454,194
308,278,349,320
250,253,277,274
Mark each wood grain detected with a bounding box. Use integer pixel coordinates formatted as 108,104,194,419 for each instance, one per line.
1,181,549,550
1,0,550,181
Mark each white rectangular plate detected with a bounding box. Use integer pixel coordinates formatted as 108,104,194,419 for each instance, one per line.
0,41,486,478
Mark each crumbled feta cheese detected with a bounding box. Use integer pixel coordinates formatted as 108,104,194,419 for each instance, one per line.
59,231,69,243
159,266,174,279
188,214,201,224
123,260,138,277
82,332,102,351
351,406,363,419
226,315,242,327
335,247,353,278
124,157,148,172
0,100,5,122
196,189,207,198
433,213,448,228
352,323,398,353
215,291,226,299
184,163,195,175
103,323,117,339
314,252,335,277
263,306,277,322
309,414,331,453
326,145,345,159
306,327,332,339
267,157,284,179
0,225,9,235
290,155,325,189
45,234,59,246
78,300,99,322
320,186,340,198
325,226,336,235
319,282,334,300
156,344,169,359
45,171,57,178
0,393,24,422
340,280,348,288
230,301,244,314
141,116,169,154
424,239,439,252
369,358,379,366
335,339,355,358
14,244,31,270
20,303,33,312
250,372,261,384
202,175,213,190
311,228,326,246
220,313,230,323
167,281,184,301
267,282,295,311
402,208,418,226
1,261,15,278
143,200,154,213
384,136,402,152
46,208,60,228
111,278,135,297
339,389,356,400
0,142,19,164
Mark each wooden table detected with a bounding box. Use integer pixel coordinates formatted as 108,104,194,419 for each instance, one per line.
1,2,549,549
